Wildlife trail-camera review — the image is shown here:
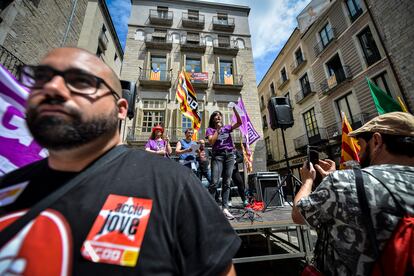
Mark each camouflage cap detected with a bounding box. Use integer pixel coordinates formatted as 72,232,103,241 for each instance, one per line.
348,112,414,137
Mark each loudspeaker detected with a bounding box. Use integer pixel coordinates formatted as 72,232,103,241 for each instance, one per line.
258,179,284,207
120,80,137,120
267,96,294,130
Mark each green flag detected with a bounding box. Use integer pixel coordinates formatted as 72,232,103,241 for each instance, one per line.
367,78,402,114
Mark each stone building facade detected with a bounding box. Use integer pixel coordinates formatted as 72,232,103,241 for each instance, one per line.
364,0,414,112
0,0,122,77
258,0,407,175
121,0,266,171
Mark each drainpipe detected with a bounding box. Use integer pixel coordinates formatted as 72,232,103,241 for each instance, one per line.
61,0,78,46
362,0,411,113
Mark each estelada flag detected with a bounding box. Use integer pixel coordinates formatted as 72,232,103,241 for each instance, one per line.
340,112,360,169
176,69,201,130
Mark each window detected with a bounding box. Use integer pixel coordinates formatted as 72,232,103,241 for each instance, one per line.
181,115,193,129
280,68,288,82
303,108,319,138
358,27,381,66
270,82,275,95
319,23,334,47
346,0,363,22
188,9,199,20
151,55,167,80
326,54,346,85
219,60,233,84
335,92,359,125
217,103,233,125
217,13,228,24
141,100,167,133
186,57,201,73
260,95,265,109
300,73,311,96
265,137,272,159
262,115,268,129
157,6,169,18
295,48,304,65
373,71,391,96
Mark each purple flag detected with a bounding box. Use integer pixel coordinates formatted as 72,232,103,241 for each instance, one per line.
0,65,46,176
231,98,260,145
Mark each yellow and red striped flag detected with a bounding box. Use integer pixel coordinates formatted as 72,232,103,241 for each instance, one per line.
340,112,360,169
176,69,201,130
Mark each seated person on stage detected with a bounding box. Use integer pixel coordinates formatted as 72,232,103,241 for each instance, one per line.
145,124,172,157
175,128,198,172
196,139,212,186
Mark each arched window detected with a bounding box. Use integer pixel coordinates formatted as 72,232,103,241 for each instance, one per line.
135,29,145,41
171,32,181,44
236,38,245,49
205,35,213,46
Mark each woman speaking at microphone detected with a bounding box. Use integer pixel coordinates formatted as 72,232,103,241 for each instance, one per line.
206,105,241,220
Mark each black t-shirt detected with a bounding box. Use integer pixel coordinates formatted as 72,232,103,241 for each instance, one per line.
0,147,240,275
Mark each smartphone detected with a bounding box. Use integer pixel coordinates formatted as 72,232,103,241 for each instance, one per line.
307,146,319,169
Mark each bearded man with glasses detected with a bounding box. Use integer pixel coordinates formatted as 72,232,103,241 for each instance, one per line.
0,48,240,276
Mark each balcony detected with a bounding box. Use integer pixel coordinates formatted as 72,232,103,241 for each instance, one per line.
148,9,173,26
325,112,376,140
313,28,336,57
212,39,239,55
98,31,109,51
294,128,329,151
295,82,316,104
180,38,206,53
0,45,24,77
290,56,307,75
187,72,209,89
212,16,235,32
138,69,171,87
320,65,352,94
212,73,243,91
277,77,289,90
126,127,242,145
145,35,172,50
182,12,205,28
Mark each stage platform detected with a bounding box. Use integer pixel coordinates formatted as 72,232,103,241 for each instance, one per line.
229,204,314,264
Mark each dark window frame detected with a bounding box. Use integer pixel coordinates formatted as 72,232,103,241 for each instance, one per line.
358,27,381,66
345,0,363,22
303,108,319,138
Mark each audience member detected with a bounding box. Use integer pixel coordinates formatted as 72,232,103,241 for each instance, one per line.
145,125,172,157
0,47,240,275
292,112,414,275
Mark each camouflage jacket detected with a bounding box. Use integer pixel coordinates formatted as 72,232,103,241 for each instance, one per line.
297,164,414,276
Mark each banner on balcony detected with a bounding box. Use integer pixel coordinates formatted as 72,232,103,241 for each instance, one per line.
150,68,160,80
185,72,209,82
0,65,47,176
176,69,201,130
339,112,360,169
224,71,233,85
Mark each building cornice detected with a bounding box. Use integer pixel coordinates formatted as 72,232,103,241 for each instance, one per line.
132,0,250,15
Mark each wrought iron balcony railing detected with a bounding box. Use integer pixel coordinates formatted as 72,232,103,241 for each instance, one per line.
294,128,329,150
0,45,24,77
138,69,171,82
212,16,235,31
182,12,205,28
149,9,173,25
295,82,316,104
313,28,336,56
290,56,307,74
325,112,376,139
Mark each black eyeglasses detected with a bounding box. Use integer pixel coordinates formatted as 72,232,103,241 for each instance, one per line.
18,65,120,100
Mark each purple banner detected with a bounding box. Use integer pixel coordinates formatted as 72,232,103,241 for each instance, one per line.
232,98,260,145
0,65,46,176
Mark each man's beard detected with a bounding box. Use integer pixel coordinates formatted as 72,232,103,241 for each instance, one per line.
360,144,371,168
26,101,119,150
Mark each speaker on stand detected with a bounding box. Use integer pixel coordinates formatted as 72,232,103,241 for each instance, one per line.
263,97,301,212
